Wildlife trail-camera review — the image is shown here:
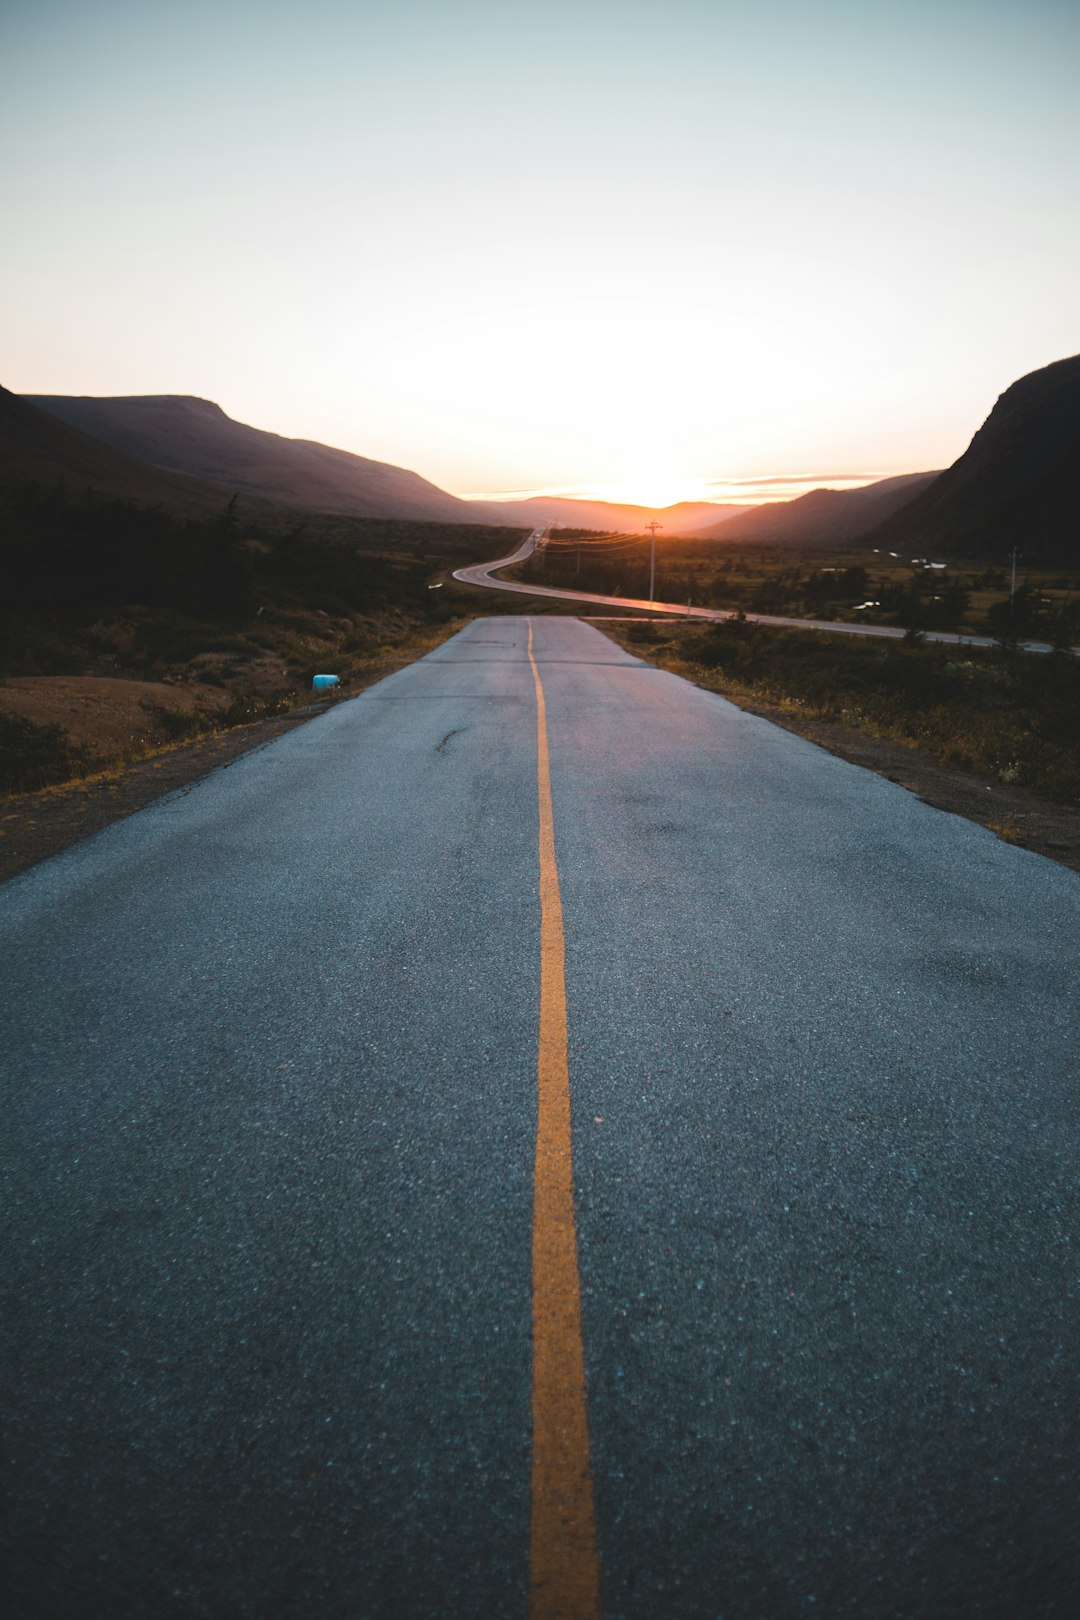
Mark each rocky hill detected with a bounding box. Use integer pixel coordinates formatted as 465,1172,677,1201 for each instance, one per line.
865,355,1080,561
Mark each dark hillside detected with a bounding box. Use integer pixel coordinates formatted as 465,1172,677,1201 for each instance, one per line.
867,355,1080,561
23,393,754,535
0,478,523,790
27,394,503,525
700,472,941,544
0,386,242,514
0,483,519,673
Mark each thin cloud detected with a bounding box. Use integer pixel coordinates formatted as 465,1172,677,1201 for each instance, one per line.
460,472,890,505
704,473,886,489
460,483,600,502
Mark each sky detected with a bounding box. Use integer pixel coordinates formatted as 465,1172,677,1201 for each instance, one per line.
2,0,1077,507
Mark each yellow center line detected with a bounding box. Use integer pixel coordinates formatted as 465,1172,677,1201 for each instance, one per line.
527,619,602,1620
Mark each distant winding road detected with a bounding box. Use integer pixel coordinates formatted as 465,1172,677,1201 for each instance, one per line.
2,616,1078,1618
454,527,1061,652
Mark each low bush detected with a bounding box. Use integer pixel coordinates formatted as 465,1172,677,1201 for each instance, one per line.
0,712,95,794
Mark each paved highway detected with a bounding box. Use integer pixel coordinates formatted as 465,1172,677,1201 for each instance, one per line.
2,616,1078,1619
454,530,1061,653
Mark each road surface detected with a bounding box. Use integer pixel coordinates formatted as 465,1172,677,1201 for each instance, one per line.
454,530,1060,653
2,616,1078,1618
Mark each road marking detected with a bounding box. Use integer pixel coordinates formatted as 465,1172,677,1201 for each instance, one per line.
526,619,602,1620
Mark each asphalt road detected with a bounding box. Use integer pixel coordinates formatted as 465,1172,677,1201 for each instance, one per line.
454,531,1061,653
2,616,1078,1619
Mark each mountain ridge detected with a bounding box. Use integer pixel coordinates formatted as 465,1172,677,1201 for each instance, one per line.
21,359,1075,555
0,387,252,515
864,354,1080,560
698,471,943,545
27,393,501,526
484,494,753,532
25,393,747,533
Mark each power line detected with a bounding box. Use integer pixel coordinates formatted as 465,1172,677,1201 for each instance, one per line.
542,530,640,546
645,522,663,602
542,536,645,554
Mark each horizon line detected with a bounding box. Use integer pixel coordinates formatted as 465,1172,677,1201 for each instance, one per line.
456,472,894,507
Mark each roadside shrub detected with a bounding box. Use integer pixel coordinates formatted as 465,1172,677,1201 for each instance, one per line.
0,712,94,794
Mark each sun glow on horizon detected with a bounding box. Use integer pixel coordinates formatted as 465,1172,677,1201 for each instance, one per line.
1,2,1075,502
456,471,892,509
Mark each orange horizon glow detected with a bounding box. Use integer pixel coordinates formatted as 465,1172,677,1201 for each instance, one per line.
457,471,897,510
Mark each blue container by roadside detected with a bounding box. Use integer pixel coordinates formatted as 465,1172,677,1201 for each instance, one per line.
312,674,341,693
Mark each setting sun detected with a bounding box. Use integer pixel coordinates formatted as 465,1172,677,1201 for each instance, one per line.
573,473,696,510
1,0,1076,505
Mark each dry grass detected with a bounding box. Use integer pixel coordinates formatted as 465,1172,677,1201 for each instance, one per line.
1,617,466,798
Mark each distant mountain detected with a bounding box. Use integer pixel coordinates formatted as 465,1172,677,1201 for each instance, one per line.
699,472,942,544
865,354,1080,561
26,394,510,526
24,392,754,535
0,386,243,514
484,495,753,533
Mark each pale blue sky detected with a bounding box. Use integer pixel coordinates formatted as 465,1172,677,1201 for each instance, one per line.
2,0,1077,502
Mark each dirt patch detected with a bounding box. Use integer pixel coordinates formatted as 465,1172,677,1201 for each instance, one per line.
0,675,233,754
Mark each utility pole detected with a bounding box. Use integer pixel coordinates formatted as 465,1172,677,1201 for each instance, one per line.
1009,546,1021,632
645,522,662,603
